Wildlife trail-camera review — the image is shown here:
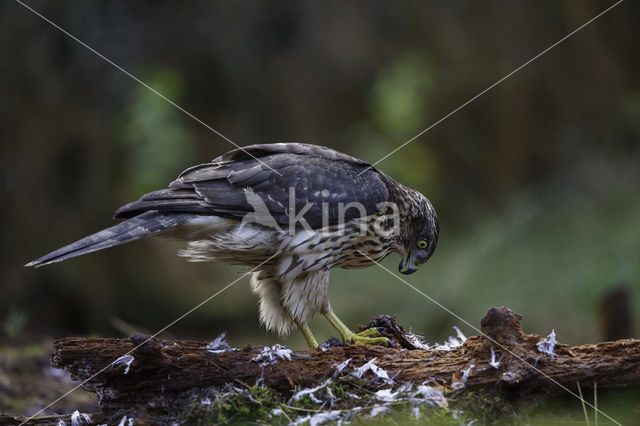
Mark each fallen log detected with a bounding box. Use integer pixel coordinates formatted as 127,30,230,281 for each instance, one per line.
13,307,640,424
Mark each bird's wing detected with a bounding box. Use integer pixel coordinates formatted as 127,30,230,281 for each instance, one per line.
26,211,194,267
115,143,390,229
211,142,371,166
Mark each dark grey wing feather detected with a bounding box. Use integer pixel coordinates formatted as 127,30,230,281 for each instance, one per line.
27,143,388,268
26,211,194,267
115,143,390,228
212,142,371,166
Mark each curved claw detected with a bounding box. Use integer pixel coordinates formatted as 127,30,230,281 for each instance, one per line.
345,327,390,346
323,311,390,346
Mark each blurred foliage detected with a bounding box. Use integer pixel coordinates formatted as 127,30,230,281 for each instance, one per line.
122,68,196,194
369,53,434,134
3,307,28,340
0,0,638,355
351,52,441,198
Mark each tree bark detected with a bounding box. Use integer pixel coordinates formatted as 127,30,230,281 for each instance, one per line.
10,307,640,424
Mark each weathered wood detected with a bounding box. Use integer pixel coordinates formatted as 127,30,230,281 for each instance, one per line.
47,307,640,421
0,414,108,426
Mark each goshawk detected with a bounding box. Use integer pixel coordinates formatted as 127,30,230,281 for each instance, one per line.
27,143,438,348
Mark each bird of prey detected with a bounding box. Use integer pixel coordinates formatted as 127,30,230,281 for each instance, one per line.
27,143,438,349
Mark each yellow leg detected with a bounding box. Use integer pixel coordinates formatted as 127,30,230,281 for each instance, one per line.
297,323,319,350
323,311,389,346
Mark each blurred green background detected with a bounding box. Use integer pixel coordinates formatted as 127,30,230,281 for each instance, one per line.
1,0,638,354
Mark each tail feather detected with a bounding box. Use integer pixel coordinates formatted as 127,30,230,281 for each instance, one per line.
26,211,194,268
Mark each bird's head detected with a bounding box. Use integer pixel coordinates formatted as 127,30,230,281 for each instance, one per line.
397,192,439,275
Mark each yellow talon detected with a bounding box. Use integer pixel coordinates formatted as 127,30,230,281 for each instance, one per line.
323,311,390,346
345,328,390,345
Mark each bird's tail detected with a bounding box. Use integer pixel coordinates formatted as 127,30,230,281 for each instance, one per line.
26,211,194,268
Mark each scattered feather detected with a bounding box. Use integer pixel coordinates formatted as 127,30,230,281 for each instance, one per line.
451,381,465,391
205,332,237,354
112,354,134,375
44,367,68,379
333,358,351,376
412,407,421,420
397,382,413,393
537,330,558,357
409,325,469,351
374,388,398,402
414,385,448,408
489,346,504,369
407,327,467,351
251,344,294,366
461,364,475,383
325,385,335,408
431,334,464,351
368,405,391,418
201,397,211,405
447,336,464,349
70,411,92,426
351,358,394,383
291,379,331,404
291,415,310,426
309,410,343,426
453,326,467,342
405,330,431,350
291,410,343,426
117,416,127,426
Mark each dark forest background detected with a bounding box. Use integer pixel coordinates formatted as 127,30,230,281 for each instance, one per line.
1,1,639,352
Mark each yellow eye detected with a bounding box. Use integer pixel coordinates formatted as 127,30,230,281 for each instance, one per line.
417,239,428,249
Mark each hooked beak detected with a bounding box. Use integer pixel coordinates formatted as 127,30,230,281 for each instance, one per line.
399,249,420,275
